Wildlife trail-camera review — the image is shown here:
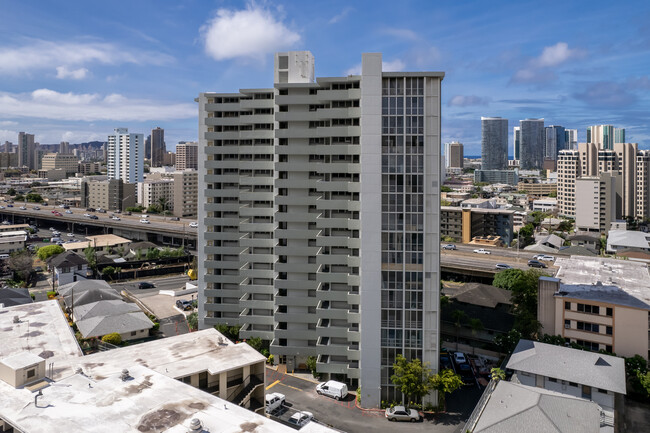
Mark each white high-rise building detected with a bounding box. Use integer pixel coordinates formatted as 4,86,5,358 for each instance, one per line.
198,51,443,406
565,129,578,150
107,128,144,184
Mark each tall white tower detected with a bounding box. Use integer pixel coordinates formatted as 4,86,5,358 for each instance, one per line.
107,128,144,184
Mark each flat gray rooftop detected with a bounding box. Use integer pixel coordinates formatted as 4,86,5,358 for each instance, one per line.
554,256,650,308
0,365,337,433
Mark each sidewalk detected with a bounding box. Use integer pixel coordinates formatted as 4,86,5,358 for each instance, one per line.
266,364,321,384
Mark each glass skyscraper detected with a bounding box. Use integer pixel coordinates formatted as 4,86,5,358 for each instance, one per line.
481,117,508,170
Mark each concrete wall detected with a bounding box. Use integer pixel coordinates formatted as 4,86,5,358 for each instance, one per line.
614,306,648,359
119,328,150,342
0,359,45,388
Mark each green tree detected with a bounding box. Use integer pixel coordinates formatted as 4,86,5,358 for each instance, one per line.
440,186,452,192
84,246,97,277
187,312,198,331
625,355,648,377
539,334,567,346
468,318,484,338
493,268,525,291
246,337,263,352
102,266,117,281
146,247,160,260
306,356,318,378
126,206,144,212
14,193,24,201
517,223,535,246
101,332,122,345
548,191,557,198
146,204,162,214
431,368,463,407
214,324,241,342
490,367,506,381
7,188,16,196
25,192,43,203
391,354,437,404
8,250,33,284
37,245,64,261
452,309,467,345
494,329,522,353
637,371,650,397
493,268,542,338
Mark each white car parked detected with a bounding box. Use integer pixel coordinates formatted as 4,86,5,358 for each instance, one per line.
265,392,285,413
288,411,314,427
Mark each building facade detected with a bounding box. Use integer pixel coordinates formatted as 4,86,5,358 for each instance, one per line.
173,170,198,217
80,178,136,211
107,128,144,183
137,177,174,212
150,127,166,167
587,124,614,150
176,141,198,170
565,129,577,150
474,169,518,186
198,51,442,406
17,132,36,170
444,141,463,169
40,153,79,175
574,174,615,233
481,117,508,170
519,119,544,170
544,125,565,160
513,126,521,161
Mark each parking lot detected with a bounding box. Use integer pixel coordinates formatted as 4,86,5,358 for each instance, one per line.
265,368,482,433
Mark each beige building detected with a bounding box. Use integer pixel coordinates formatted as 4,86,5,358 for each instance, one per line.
574,173,615,233
80,178,136,211
62,234,131,253
78,161,102,174
137,176,174,211
0,230,27,254
0,153,18,169
538,256,650,360
41,152,79,175
441,206,514,245
444,141,463,169
37,168,67,181
517,182,556,196
558,142,650,223
176,141,198,170
173,169,198,217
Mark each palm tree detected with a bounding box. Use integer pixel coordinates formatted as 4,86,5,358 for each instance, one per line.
158,197,169,216
451,309,467,350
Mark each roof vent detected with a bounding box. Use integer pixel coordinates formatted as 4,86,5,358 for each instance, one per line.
75,367,83,375
13,315,20,323
120,369,131,382
595,357,611,367
188,418,203,432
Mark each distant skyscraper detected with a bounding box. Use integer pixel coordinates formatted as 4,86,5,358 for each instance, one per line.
59,141,70,154
144,135,151,160
3,141,12,153
587,125,615,150
614,128,625,144
17,132,36,170
565,129,578,150
176,141,198,170
519,119,545,170
150,127,166,167
513,126,521,161
545,125,566,160
444,141,464,169
481,117,508,170
107,128,144,183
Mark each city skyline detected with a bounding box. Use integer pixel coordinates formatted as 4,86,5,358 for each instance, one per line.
0,1,648,153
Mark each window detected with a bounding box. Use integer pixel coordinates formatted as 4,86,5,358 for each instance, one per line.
564,319,571,329
565,301,571,310
577,303,600,315
131,331,137,336
569,382,578,387
27,369,36,378
597,388,608,394
606,326,613,335
606,307,613,317
549,377,557,383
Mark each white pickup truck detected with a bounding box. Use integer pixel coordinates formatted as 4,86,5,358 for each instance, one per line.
265,392,285,413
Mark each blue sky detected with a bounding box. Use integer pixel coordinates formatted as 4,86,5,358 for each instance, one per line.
0,0,649,155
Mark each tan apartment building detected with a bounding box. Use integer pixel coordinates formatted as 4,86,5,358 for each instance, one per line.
441,206,514,245
176,141,198,170
78,161,102,174
558,143,650,222
41,152,79,175
574,173,616,233
173,169,198,217
517,181,557,196
538,256,650,360
80,178,136,211
137,175,174,211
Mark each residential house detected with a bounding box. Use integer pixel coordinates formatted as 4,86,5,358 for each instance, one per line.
48,251,89,287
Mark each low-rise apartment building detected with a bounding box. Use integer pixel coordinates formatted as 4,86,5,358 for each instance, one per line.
40,152,79,175
539,256,650,360
474,169,519,185
80,178,136,211
517,181,557,196
441,206,514,245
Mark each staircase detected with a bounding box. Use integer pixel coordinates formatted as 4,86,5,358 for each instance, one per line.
234,375,264,406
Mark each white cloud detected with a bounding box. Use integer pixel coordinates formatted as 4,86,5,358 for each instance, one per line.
345,59,406,76
56,66,89,80
512,42,585,84
328,7,353,24
448,95,491,107
0,40,173,75
200,3,300,61
0,129,17,142
382,28,419,41
0,89,196,122
0,120,18,127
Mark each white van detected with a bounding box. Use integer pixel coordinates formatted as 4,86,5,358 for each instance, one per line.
316,380,348,400
0,254,9,260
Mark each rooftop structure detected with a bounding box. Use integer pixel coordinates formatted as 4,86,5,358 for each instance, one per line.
62,234,131,252
606,229,650,254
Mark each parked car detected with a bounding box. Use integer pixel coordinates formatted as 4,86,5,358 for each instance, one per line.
288,411,314,427
63,205,70,209
175,299,194,311
442,244,456,250
124,211,132,216
528,259,547,268
316,380,348,400
458,362,475,385
140,219,150,224
138,282,156,289
265,392,285,413
495,263,512,270
189,222,198,228
1,221,9,225
385,406,421,422
473,248,491,255
440,353,454,372
538,255,555,262
453,352,467,364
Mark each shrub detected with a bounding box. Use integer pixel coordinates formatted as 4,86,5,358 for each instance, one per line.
306,356,317,377
37,245,65,261
267,354,275,364
187,312,198,331
101,333,122,345
46,290,56,299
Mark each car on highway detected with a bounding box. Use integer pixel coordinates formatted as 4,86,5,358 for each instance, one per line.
53,211,62,216
137,282,156,289
59,204,66,208
6,204,13,207
140,219,150,224
89,215,99,220
442,244,456,250
0,206,4,210
385,406,421,422
33,206,40,210
51,237,62,243
67,233,75,237
86,208,95,212
170,217,180,221
538,255,555,262
52,231,61,237
528,259,547,268
112,216,121,221
83,213,91,217
189,222,198,228
65,210,73,214
453,352,467,364
1,221,10,225
19,206,26,210
288,411,314,427
473,248,491,254
495,263,512,270
63,205,70,209
97,208,106,213
265,392,285,413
